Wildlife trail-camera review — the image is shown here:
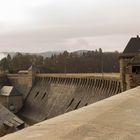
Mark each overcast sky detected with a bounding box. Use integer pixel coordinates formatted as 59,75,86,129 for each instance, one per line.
0,0,140,53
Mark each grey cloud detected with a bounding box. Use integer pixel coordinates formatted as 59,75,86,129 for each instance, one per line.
0,0,140,52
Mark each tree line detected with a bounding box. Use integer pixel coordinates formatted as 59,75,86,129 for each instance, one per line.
0,49,120,73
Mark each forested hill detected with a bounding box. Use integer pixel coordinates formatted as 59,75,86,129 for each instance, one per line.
0,49,120,73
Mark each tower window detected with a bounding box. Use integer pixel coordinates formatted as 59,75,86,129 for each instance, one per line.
132,66,140,74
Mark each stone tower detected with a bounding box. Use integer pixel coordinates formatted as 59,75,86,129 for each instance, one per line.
28,65,38,87
120,35,140,91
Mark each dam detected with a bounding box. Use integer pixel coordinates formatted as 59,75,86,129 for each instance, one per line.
8,73,121,123
0,36,140,137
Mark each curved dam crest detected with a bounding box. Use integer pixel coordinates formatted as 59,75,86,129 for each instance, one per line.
7,74,122,123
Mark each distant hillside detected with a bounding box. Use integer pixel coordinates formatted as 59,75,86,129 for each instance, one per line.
0,53,7,60
37,51,65,58
72,50,90,55
0,49,120,73
1,51,65,59
0,50,98,60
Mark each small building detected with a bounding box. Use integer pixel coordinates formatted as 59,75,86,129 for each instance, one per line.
0,86,23,113
120,35,140,91
0,104,25,137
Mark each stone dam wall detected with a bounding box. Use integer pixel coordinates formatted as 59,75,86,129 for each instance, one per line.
9,74,122,123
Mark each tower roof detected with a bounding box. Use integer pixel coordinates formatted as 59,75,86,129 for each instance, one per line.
28,65,37,71
123,35,140,54
0,86,21,96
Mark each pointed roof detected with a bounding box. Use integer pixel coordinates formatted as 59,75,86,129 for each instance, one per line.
0,86,21,96
28,65,37,71
123,35,140,54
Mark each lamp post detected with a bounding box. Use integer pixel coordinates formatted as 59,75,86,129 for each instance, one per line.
101,52,104,78
99,48,104,78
